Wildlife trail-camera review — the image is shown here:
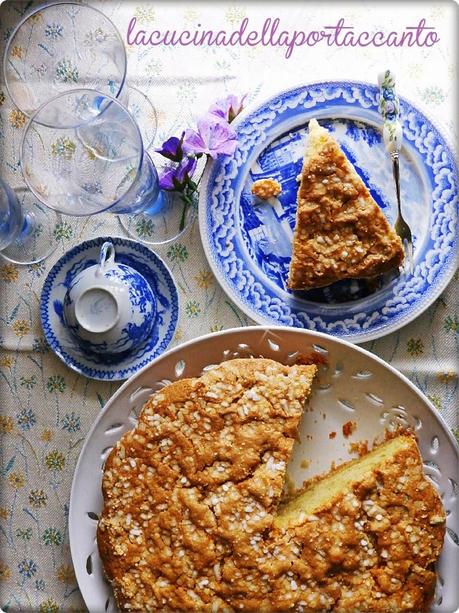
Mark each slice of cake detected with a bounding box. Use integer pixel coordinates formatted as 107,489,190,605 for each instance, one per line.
288,119,404,290
272,434,445,612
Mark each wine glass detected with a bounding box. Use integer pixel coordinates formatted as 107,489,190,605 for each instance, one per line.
0,179,61,265
4,2,157,149
20,89,194,243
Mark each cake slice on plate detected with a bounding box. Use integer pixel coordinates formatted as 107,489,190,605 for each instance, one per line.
288,119,404,290
272,433,445,612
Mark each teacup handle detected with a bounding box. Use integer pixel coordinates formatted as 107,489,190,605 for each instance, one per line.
97,242,116,277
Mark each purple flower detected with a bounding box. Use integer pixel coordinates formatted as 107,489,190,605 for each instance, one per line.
208,94,246,123
155,133,184,162
183,115,237,159
159,156,197,190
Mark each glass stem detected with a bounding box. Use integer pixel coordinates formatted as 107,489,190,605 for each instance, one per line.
17,211,36,240
0,180,24,251
109,152,160,215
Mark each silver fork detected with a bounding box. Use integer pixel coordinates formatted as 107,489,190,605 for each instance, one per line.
378,70,414,274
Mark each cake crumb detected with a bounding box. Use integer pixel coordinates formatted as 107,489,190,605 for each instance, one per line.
284,474,296,498
349,440,369,456
293,351,328,366
251,178,282,200
342,420,357,438
300,459,311,469
329,431,337,440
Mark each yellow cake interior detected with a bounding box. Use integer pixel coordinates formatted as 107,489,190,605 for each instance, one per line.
275,435,417,529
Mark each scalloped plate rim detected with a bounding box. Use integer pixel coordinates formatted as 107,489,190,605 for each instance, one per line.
69,325,459,613
198,80,458,343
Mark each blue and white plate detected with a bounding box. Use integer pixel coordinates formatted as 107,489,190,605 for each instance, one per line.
40,237,179,380
199,81,458,343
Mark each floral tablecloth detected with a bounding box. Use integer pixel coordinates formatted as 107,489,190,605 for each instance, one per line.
0,0,457,611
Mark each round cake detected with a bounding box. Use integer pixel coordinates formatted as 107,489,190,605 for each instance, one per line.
97,358,445,611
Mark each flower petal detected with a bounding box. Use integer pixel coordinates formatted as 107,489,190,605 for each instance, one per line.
182,127,208,155
176,156,197,182
155,135,183,161
209,94,247,122
158,168,176,190
206,118,237,158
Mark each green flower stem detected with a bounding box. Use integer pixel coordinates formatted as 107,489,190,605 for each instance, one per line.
175,153,209,231
179,193,194,231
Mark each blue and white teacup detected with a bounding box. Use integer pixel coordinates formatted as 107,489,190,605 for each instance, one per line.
63,241,156,354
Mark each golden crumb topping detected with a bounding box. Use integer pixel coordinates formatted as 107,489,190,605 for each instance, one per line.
97,360,444,612
98,359,316,611
288,119,404,290
251,178,282,200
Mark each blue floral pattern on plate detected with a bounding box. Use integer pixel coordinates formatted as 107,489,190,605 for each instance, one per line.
199,81,458,342
40,237,179,380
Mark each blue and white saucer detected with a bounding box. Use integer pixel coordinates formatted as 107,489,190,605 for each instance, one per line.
40,237,179,381
199,81,458,343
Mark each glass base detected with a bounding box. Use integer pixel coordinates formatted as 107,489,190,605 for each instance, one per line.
0,190,61,264
118,190,196,246
126,84,158,151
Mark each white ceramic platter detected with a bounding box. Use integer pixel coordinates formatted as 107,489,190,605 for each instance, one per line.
69,327,459,612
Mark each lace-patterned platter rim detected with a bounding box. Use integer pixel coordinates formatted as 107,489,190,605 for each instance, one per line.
39,236,179,381
69,326,459,613
198,81,458,343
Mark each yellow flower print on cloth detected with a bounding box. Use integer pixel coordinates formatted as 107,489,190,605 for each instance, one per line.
39,599,59,613
0,356,13,369
0,507,10,520
51,137,76,160
225,6,246,24
9,109,27,128
11,45,23,59
0,416,14,433
0,562,11,581
0,263,19,282
41,429,54,442
134,6,155,23
194,270,214,289
12,319,31,338
45,450,65,471
57,564,76,583
8,472,26,489
438,371,456,383
406,338,424,356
